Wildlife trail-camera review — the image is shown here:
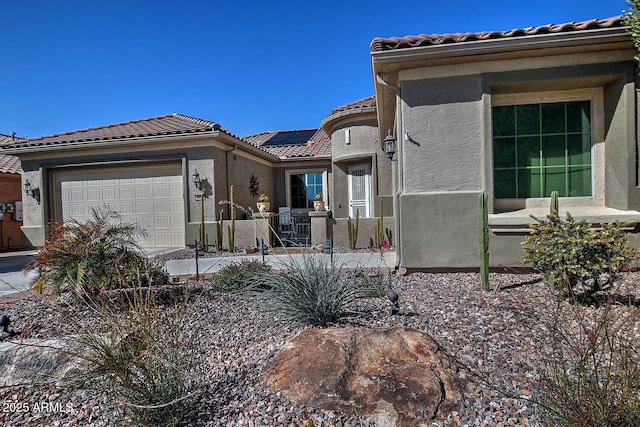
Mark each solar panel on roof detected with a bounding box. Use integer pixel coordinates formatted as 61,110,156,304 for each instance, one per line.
260,130,317,147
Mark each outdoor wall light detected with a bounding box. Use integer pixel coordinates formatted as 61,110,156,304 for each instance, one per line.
383,130,396,161
192,170,202,191
23,180,40,203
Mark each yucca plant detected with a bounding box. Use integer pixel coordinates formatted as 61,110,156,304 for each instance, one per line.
249,254,359,326
27,206,166,295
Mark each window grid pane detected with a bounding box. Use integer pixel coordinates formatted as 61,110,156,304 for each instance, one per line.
493,101,591,199
289,172,324,209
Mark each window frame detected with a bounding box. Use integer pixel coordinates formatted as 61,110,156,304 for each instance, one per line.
491,88,604,212
285,169,328,211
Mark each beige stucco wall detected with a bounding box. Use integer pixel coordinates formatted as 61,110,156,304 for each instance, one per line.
329,116,394,219
401,76,484,193
392,53,640,269
332,216,394,250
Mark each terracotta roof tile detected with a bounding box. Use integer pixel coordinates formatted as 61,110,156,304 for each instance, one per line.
0,134,23,174
244,129,331,159
370,16,625,52
330,96,376,114
0,114,243,150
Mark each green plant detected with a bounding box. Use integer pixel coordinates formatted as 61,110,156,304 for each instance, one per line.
347,209,359,250
550,190,559,216
71,286,197,426
257,193,269,203
27,206,167,295
249,254,359,327
478,192,490,291
197,193,208,253
227,184,236,252
354,270,390,298
536,298,640,426
215,209,224,252
373,200,385,249
624,0,640,64
522,212,637,300
211,259,271,292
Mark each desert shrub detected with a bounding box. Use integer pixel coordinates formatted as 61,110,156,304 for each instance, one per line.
27,207,168,295
72,287,197,426
537,299,640,426
249,254,359,326
211,259,271,292
345,269,391,298
522,212,637,300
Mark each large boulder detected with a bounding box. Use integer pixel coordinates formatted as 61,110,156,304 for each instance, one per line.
265,327,462,426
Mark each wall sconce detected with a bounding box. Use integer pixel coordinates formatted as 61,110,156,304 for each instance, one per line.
383,130,396,161
192,170,202,191
23,180,40,203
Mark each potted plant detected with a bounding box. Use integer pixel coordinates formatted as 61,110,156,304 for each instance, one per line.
313,193,325,211
257,194,271,212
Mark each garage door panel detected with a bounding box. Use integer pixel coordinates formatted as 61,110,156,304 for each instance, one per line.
56,165,185,247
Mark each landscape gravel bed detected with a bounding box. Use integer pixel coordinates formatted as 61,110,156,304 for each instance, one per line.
1,270,639,426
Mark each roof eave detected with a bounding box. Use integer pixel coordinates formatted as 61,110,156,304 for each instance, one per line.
371,26,632,145
278,154,332,161
1,130,279,162
320,106,377,135
371,27,631,65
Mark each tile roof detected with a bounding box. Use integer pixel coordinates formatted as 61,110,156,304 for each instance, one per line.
330,96,376,115
0,134,22,174
0,114,243,150
370,16,625,52
244,129,331,159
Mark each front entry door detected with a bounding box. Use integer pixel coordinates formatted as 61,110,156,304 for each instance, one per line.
348,164,370,218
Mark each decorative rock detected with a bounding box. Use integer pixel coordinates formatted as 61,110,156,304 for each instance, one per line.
265,327,462,426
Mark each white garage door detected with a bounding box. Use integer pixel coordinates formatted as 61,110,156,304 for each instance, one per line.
54,164,185,247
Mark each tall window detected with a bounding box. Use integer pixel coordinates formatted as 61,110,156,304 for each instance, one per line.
290,172,323,209
493,100,592,198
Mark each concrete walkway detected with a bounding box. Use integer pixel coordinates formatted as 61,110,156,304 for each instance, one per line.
0,248,396,298
165,250,397,278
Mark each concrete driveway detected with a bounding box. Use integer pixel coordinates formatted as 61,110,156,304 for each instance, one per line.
0,251,37,298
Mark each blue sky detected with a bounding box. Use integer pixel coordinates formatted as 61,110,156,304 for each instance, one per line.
0,0,629,139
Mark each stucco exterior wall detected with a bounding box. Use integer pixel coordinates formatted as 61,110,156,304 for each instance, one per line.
329,117,394,220
393,55,640,269
331,216,394,250
401,76,483,193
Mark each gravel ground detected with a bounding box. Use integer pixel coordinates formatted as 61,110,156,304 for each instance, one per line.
1,270,639,426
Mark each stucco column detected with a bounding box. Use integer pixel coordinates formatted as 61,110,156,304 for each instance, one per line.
308,211,331,246
252,212,276,246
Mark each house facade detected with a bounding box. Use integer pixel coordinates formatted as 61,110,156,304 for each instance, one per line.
3,15,640,270
371,15,640,269
0,115,281,248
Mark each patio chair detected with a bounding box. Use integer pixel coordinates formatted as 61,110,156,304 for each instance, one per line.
278,207,295,240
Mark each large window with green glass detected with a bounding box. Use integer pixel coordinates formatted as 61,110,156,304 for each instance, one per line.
493,100,592,199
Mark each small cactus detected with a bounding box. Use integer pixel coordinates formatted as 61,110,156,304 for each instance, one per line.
215,209,223,251
374,200,385,248
550,190,559,216
347,209,360,250
227,185,236,252
479,192,490,291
